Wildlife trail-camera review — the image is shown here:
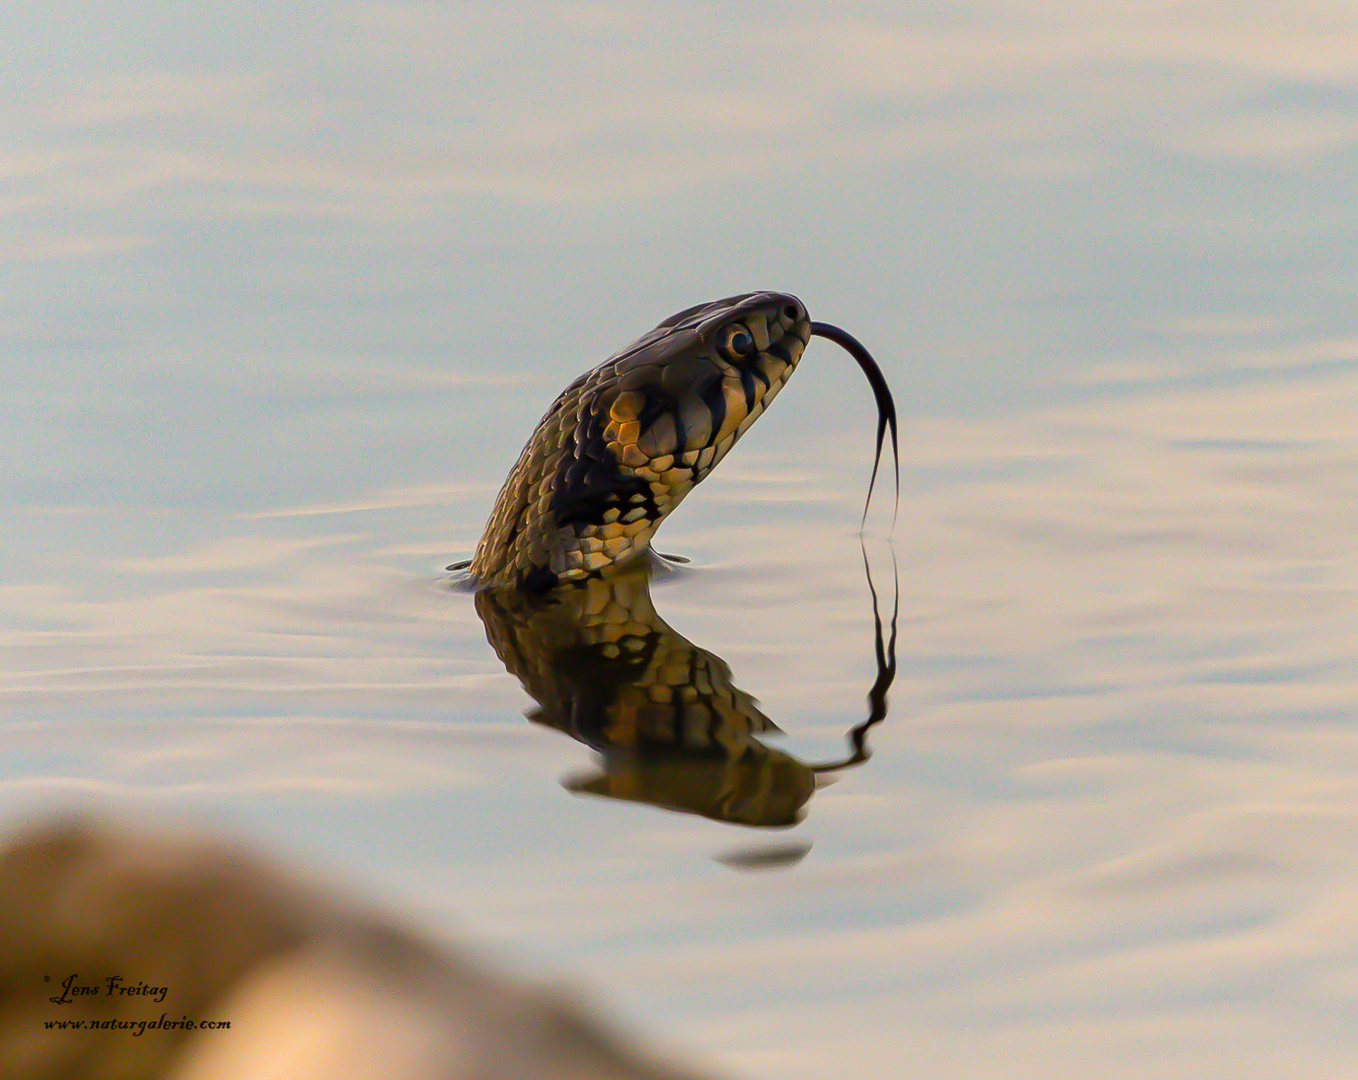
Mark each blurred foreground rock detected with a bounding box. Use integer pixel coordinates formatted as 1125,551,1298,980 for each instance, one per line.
0,816,719,1080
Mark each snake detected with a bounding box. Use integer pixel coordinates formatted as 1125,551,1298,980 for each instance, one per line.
465,291,898,591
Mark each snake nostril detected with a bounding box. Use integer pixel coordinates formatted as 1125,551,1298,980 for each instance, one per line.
782,304,799,321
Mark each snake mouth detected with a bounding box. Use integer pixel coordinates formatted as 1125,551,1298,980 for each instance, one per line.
808,322,900,527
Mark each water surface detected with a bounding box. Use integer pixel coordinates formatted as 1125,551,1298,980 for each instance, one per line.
5,3,1358,1077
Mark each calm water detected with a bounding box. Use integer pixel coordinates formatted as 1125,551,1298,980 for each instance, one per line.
6,3,1358,1077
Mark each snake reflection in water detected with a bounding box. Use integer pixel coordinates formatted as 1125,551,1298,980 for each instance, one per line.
472,550,897,835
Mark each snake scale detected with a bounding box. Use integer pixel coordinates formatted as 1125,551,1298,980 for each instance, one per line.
467,291,898,591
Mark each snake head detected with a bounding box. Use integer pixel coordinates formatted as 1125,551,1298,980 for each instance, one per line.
470,293,850,591
604,292,812,482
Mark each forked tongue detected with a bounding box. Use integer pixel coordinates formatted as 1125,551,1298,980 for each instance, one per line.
809,322,899,528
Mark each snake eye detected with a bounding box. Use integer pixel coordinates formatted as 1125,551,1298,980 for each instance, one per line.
718,326,756,361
